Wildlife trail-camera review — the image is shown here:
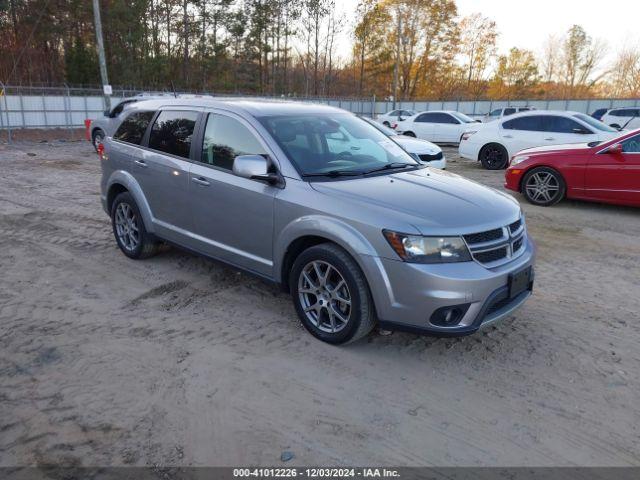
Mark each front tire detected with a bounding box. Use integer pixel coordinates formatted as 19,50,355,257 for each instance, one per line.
111,192,159,259
382,121,391,127
403,131,416,137
479,143,509,170
522,167,565,206
290,243,375,345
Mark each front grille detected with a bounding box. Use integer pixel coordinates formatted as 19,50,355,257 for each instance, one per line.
464,217,526,266
418,151,444,162
464,228,503,245
474,247,508,264
509,219,522,234
513,237,523,252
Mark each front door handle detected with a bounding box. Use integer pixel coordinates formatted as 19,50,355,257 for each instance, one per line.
134,159,147,167
544,137,556,141
192,177,210,186
503,135,513,139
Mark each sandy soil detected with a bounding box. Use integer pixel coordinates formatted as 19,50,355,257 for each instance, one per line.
0,140,639,467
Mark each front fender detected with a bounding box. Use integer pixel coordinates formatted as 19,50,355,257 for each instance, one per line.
274,215,379,283
106,170,155,234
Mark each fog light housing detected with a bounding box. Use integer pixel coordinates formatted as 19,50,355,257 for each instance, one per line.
429,304,470,327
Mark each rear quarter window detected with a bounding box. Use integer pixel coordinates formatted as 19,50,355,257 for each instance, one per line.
148,110,199,159
113,111,156,145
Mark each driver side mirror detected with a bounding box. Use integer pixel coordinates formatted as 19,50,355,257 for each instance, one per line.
233,155,282,186
572,127,592,135
607,143,624,155
104,110,111,117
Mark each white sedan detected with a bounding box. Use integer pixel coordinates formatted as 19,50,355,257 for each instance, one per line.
376,109,417,127
459,110,620,169
395,111,479,144
601,107,640,131
361,116,446,169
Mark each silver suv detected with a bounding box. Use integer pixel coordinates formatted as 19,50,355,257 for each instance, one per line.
100,99,535,344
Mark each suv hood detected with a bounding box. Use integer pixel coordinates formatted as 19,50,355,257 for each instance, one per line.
310,168,520,235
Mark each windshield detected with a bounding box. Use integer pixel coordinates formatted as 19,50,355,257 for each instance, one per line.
259,113,419,178
573,113,617,132
361,117,398,137
450,112,477,123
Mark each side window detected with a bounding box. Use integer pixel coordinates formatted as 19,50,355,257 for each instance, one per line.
489,109,502,117
503,116,545,131
388,110,399,116
113,111,155,145
622,134,640,153
544,116,591,134
148,110,199,159
504,108,516,116
201,114,267,170
416,113,438,123
432,113,460,124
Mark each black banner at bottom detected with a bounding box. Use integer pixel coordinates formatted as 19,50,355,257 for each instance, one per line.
1,467,639,480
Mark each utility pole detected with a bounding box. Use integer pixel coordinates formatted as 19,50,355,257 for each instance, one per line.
92,0,111,110
392,5,401,110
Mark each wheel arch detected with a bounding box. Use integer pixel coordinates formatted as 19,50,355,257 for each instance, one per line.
105,170,155,233
91,126,105,140
275,217,379,292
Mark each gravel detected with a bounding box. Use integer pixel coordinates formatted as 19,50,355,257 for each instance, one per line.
0,139,638,467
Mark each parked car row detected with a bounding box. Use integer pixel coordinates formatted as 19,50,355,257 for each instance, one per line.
374,106,639,209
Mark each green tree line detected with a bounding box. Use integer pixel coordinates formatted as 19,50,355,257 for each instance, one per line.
1,0,638,99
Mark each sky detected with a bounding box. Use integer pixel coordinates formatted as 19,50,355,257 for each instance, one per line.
334,0,639,65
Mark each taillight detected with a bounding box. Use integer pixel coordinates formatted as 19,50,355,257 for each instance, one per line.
460,131,477,141
97,142,105,160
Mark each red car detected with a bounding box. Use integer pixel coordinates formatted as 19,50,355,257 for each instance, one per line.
505,129,640,207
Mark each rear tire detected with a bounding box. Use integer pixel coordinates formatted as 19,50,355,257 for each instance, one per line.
290,243,376,345
403,131,416,137
382,121,390,127
111,192,159,259
479,143,509,170
521,167,566,206
92,129,105,152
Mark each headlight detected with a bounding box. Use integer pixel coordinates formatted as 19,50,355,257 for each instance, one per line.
510,155,529,166
383,230,472,264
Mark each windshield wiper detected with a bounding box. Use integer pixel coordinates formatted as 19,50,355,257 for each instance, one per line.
301,170,365,178
364,162,416,175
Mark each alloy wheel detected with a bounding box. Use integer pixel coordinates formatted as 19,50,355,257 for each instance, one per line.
483,146,506,169
298,260,352,334
525,171,560,203
114,203,140,252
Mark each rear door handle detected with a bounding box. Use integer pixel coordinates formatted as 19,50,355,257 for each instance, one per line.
544,137,556,141
503,135,513,139
134,159,147,167
192,177,210,186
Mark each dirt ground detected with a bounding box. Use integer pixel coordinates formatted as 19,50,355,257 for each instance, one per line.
0,137,639,468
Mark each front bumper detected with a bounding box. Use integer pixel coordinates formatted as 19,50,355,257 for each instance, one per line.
361,236,536,335
504,167,524,192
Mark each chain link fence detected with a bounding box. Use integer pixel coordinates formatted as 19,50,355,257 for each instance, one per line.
1,83,639,143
